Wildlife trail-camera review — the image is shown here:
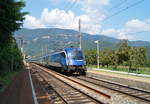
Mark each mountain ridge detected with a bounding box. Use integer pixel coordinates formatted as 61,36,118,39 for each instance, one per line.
14,28,150,59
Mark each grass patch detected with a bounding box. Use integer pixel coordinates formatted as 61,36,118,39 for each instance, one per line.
0,72,18,93
88,65,150,75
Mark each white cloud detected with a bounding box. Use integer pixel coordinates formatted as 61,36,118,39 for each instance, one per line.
118,19,150,40
78,0,109,21
100,19,150,40
23,7,150,40
40,8,102,34
41,8,75,28
125,19,150,32
101,19,150,40
23,0,109,34
23,15,45,29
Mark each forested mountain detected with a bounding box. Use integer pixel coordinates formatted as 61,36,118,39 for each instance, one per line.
15,28,150,59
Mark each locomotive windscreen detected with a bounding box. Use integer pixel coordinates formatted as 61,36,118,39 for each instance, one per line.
70,50,84,60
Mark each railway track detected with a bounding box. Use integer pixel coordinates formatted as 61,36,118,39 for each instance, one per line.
74,75,150,103
32,64,110,104
32,69,67,104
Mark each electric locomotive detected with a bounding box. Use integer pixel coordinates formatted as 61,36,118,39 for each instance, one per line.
44,48,87,75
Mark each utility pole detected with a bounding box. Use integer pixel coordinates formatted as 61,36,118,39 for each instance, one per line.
95,40,100,69
79,19,82,49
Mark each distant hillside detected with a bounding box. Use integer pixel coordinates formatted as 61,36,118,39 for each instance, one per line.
15,28,150,58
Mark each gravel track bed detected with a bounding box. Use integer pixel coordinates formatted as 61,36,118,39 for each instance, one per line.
33,64,105,104
33,64,150,104
31,67,65,104
85,71,150,104
87,70,150,91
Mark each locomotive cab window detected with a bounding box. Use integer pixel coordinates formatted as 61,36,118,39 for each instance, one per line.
70,50,84,60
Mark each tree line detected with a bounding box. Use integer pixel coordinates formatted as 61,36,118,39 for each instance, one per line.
85,40,148,70
0,0,27,77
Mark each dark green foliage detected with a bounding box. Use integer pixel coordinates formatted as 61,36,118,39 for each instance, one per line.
0,0,27,77
0,40,23,77
100,48,112,67
0,0,27,47
84,50,97,65
128,47,147,69
117,40,130,64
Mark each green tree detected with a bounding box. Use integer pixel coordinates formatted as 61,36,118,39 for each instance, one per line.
0,39,23,76
109,50,118,69
0,0,27,48
0,0,27,76
117,40,130,65
84,40,148,72
100,48,111,67
85,50,97,65
128,47,147,70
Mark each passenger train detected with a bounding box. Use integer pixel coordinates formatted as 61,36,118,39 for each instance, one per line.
37,48,87,75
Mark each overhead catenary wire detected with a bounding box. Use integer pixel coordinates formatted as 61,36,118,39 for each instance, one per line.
103,0,144,22
65,0,78,12
109,0,128,10
101,0,146,40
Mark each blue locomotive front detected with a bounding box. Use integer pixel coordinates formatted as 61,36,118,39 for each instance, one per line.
49,48,86,75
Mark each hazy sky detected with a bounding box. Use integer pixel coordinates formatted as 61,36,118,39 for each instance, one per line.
22,0,150,42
